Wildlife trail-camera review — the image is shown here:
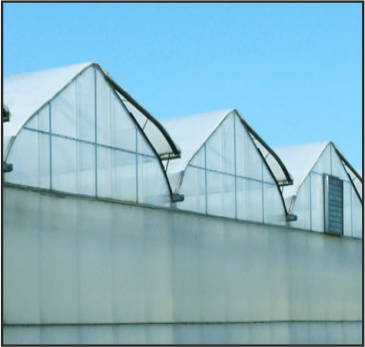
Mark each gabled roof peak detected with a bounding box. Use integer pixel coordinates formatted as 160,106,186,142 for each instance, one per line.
161,108,293,194
3,62,180,160
275,141,362,208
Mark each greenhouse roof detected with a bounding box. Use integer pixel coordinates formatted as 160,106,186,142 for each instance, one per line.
3,62,90,140
161,109,293,193
275,141,362,202
274,142,329,200
3,62,180,160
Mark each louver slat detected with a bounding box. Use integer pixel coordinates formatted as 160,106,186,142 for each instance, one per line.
324,176,344,235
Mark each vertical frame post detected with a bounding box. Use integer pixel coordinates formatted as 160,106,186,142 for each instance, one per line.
262,161,264,223
204,144,208,215
94,67,98,197
136,126,139,203
309,173,312,231
233,113,237,220
49,103,53,190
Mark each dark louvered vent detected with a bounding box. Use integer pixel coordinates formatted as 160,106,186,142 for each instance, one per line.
324,176,343,235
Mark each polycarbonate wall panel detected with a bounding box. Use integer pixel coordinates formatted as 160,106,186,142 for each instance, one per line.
178,166,206,213
51,81,77,139
138,153,170,207
206,115,234,174
97,146,137,202
263,162,275,184
236,178,263,223
310,173,324,232
312,145,349,183
331,145,349,181
264,183,285,225
76,67,95,142
26,106,50,132
234,119,246,176
351,188,362,239
206,171,235,218
313,145,331,174
292,177,311,230
6,129,50,189
137,131,170,206
96,70,112,146
178,112,285,224
110,93,136,152
112,150,137,202
53,137,97,196
52,136,77,194
291,144,361,238
4,65,170,208
235,115,262,180
137,130,155,157
190,149,205,168
262,162,285,225
76,142,96,196
343,182,352,237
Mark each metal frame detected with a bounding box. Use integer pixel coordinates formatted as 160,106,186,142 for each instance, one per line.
24,127,155,159
288,142,330,214
173,109,293,194
94,67,98,196
104,72,181,159
235,109,293,186
188,163,276,186
3,62,180,163
288,142,362,216
332,143,362,202
17,64,174,204
49,103,53,190
179,112,282,223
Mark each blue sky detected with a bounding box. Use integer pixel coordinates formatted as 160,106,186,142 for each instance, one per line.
3,3,363,169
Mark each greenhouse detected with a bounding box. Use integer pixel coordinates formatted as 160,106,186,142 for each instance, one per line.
161,109,293,225
275,142,362,238
3,62,179,207
3,62,362,237
3,62,362,344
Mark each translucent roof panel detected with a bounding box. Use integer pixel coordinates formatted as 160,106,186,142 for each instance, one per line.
274,142,329,201
4,64,171,208
278,141,362,238
102,71,180,159
3,136,12,158
115,92,180,158
174,111,287,225
161,109,231,180
161,109,293,194
334,146,362,201
3,62,180,161
275,141,362,211
3,62,91,141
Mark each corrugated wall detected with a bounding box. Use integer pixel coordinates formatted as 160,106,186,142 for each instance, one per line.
3,185,362,344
